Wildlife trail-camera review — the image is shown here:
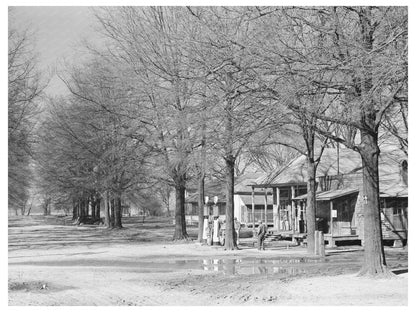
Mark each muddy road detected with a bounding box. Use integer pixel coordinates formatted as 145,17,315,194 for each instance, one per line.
8,215,408,305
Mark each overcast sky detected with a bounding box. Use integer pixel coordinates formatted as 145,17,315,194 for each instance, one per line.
10,7,98,96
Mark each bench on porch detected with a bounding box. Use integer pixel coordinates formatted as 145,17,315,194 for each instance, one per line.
324,233,360,247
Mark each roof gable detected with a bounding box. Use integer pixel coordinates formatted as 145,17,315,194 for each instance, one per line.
253,147,407,187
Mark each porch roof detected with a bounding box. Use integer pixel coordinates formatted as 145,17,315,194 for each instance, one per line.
293,188,359,201
380,184,408,198
185,172,270,204
238,194,274,206
292,183,408,201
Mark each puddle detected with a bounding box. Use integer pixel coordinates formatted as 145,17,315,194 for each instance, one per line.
128,257,324,275
12,257,326,276
130,257,327,276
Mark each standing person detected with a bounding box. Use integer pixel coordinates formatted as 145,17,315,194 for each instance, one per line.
234,217,241,245
257,220,267,251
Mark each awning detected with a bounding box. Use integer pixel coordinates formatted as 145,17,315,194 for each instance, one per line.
293,188,359,201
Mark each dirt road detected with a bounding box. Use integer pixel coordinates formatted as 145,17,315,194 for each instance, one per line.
8,216,408,306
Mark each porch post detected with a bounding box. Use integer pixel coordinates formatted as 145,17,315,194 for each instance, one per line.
291,186,296,242
251,186,255,236
329,200,335,248
264,188,268,226
277,187,281,231
295,202,299,232
291,186,296,232
274,187,280,231
330,200,334,235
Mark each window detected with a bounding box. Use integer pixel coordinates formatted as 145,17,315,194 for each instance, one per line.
296,187,307,197
393,207,403,216
279,189,290,199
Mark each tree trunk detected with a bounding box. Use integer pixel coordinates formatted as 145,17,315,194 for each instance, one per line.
91,196,96,219
114,193,122,228
43,198,50,216
358,130,388,276
173,174,188,240
165,187,171,217
47,198,52,215
96,195,101,220
197,174,205,242
26,204,32,216
21,200,27,216
43,202,47,216
85,197,90,217
72,198,77,220
355,7,390,276
77,198,82,218
110,198,115,228
197,105,207,243
306,159,317,254
104,191,111,228
84,198,88,217
78,199,82,217
223,95,236,250
224,155,237,250
80,198,86,218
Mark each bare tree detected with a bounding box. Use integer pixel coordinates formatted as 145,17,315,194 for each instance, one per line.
185,7,281,249
276,6,407,275
8,18,43,213
36,56,151,228
93,7,207,239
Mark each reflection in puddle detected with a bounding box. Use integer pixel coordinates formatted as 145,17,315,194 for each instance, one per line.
199,258,320,275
